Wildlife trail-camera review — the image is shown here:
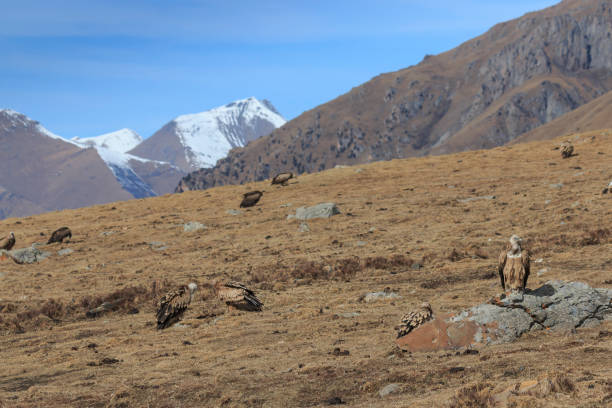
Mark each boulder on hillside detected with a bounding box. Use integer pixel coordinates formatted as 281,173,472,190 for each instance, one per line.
287,203,340,220
396,281,612,352
1,245,51,264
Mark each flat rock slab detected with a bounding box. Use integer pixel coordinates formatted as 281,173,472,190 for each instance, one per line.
2,246,51,264
287,203,340,220
183,221,206,232
397,281,612,352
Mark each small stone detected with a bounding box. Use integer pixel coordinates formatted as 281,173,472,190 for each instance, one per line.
183,222,206,232
298,223,310,233
7,246,51,264
356,241,367,247
549,183,564,189
379,383,400,397
363,291,400,303
57,248,74,256
339,312,360,318
537,268,549,277
226,209,242,216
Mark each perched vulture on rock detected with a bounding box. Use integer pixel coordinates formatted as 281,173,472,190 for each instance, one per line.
0,232,15,251
214,281,263,311
498,235,530,294
156,283,198,329
47,227,72,244
240,191,263,208
397,302,433,338
561,144,574,158
271,172,294,186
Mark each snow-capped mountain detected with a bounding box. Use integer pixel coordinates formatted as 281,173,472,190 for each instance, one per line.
129,97,286,172
71,128,143,153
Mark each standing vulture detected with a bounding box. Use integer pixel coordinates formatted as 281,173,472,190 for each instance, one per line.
0,232,15,251
271,172,294,186
498,235,530,294
397,302,433,338
156,283,198,329
561,144,574,158
47,227,72,244
239,191,263,208
214,281,263,311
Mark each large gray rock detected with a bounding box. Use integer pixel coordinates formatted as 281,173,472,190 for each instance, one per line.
4,246,51,264
287,203,340,220
397,281,612,352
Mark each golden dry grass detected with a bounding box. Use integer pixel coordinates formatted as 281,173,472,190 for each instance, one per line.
0,131,611,407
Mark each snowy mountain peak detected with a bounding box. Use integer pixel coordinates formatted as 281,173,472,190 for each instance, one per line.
171,97,286,169
0,108,64,141
72,128,143,153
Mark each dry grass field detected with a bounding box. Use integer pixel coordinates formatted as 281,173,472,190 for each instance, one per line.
0,131,611,407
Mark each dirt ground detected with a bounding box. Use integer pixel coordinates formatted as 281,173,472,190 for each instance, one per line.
0,131,610,407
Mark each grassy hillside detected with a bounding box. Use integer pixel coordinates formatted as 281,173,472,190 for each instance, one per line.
0,131,610,407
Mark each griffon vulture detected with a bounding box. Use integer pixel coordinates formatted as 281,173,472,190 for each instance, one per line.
0,232,15,251
397,302,433,338
214,281,263,311
156,283,198,329
561,144,574,158
498,235,530,294
271,172,294,186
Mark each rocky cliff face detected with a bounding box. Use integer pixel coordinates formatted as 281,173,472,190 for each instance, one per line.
177,0,612,192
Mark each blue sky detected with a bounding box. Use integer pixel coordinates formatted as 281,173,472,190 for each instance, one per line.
0,0,559,139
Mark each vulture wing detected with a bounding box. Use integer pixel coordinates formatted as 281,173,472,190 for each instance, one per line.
220,281,263,310
521,249,530,289
497,250,507,291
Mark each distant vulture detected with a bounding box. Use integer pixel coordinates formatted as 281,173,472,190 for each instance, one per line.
156,283,198,329
47,227,72,244
561,144,574,158
239,190,263,208
214,281,263,311
0,232,15,251
397,302,433,338
498,235,530,294
271,172,295,186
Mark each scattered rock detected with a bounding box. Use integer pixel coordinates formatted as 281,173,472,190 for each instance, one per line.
99,231,115,237
355,168,364,173
331,348,350,356
457,195,496,203
356,241,367,247
338,312,360,318
288,203,341,220
183,222,206,232
537,267,549,277
298,222,310,233
279,203,293,208
379,383,400,397
57,248,74,256
362,291,400,303
86,302,116,318
226,209,242,216
326,396,345,405
148,241,167,251
397,281,612,352
549,183,564,189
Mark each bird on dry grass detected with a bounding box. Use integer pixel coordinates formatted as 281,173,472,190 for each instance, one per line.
0,232,15,251
47,227,72,244
214,281,263,312
498,235,530,296
561,143,574,158
240,191,263,208
397,302,433,338
156,283,198,329
271,172,294,186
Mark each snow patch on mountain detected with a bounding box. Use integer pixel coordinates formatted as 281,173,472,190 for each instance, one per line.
72,128,143,153
173,97,286,169
0,109,66,141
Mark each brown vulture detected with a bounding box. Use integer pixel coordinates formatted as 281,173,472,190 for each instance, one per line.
239,191,263,208
271,172,294,186
47,227,72,244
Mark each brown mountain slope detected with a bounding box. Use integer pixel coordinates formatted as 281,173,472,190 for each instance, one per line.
513,87,612,143
0,110,133,215
0,186,47,219
0,130,610,407
177,0,612,192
